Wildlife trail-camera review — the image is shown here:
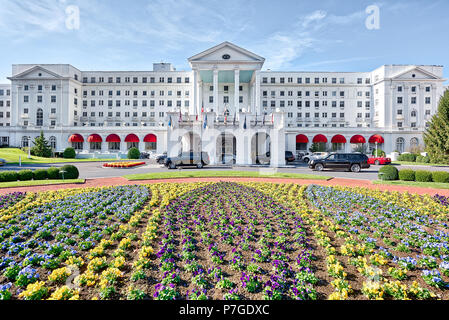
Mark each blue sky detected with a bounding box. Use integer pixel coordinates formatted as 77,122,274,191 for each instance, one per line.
0,0,448,83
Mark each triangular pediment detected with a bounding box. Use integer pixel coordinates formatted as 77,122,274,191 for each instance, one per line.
392,66,439,80
188,42,265,63
9,66,64,80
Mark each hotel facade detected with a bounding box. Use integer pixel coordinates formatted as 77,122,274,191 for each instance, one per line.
0,42,446,166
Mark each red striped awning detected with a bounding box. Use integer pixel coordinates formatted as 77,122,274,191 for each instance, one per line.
87,134,102,143
144,134,157,143
313,134,328,144
68,134,84,143
296,134,309,143
331,135,347,144
369,134,385,144
125,134,140,143
106,134,121,143
350,135,366,144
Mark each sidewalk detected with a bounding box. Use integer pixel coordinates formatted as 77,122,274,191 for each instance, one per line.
1,176,449,197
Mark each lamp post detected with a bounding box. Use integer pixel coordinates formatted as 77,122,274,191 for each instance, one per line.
375,141,378,157
27,136,31,159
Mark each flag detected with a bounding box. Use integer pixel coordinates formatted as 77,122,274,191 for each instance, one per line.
168,115,172,128
262,115,265,126
255,112,258,126
179,110,182,123
243,116,247,130
224,109,227,124
233,113,236,126
272,113,274,124
203,114,208,129
201,101,204,114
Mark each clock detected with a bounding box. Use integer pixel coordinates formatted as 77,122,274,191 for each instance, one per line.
222,54,231,60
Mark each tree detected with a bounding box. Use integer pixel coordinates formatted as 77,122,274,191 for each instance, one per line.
309,143,326,153
31,131,52,158
424,89,449,164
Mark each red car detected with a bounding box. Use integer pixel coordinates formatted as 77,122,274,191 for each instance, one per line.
368,156,391,165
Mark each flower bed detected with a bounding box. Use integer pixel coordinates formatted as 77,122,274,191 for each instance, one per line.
103,162,145,168
1,182,449,300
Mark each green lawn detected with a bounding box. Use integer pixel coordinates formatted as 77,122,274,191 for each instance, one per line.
392,161,448,167
373,180,449,189
0,179,85,189
125,170,332,181
0,148,116,164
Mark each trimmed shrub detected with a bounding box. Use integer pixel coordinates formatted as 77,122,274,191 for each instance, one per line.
432,171,449,183
17,170,33,181
399,169,415,182
372,149,386,157
398,153,418,162
415,170,433,183
0,171,19,182
378,165,399,181
416,155,431,164
128,148,141,160
33,169,48,181
47,167,61,180
63,147,76,159
59,165,79,179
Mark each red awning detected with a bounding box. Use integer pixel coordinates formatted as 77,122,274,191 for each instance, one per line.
331,135,347,144
369,135,385,144
144,134,157,143
87,134,102,143
296,134,309,143
68,134,84,143
106,134,121,143
313,134,328,144
350,135,367,144
125,134,140,143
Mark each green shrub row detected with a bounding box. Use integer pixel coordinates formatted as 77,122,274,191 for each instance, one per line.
379,165,449,183
397,153,430,163
0,165,79,183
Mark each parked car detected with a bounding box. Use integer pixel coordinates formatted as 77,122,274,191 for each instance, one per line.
309,153,370,173
165,152,210,169
256,152,271,165
303,152,329,164
0,158,5,166
156,153,167,164
285,151,295,163
368,156,391,165
139,152,150,159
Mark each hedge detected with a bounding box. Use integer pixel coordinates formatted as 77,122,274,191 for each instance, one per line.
59,165,79,179
17,170,33,181
416,155,430,164
399,169,415,181
398,153,418,162
432,171,449,183
128,148,141,160
47,167,61,180
33,169,48,181
379,165,399,181
63,147,76,159
0,171,19,183
415,170,433,183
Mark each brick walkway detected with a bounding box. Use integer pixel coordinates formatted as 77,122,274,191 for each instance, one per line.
1,176,449,197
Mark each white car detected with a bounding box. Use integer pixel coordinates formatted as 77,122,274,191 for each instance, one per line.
302,152,329,164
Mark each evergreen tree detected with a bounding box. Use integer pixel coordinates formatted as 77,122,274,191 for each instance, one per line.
424,89,449,164
31,131,53,158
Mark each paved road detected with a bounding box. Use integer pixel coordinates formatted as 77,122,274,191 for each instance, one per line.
3,160,449,181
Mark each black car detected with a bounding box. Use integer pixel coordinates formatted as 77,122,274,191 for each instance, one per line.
309,153,370,173
156,153,168,164
285,151,295,162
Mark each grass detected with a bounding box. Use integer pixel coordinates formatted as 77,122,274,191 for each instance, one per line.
0,148,116,164
125,170,332,181
0,179,85,189
373,180,449,189
392,161,448,167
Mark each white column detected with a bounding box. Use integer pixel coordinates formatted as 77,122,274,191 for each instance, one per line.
193,69,199,116
213,69,219,114
199,80,203,114
234,69,240,115
255,70,261,115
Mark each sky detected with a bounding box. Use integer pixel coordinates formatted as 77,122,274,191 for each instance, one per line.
0,0,448,83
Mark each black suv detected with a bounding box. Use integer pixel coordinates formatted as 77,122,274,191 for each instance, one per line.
309,153,370,173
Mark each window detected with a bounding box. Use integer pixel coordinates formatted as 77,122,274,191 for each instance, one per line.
425,97,431,104
36,108,43,126
411,110,417,117
411,97,417,104
49,137,56,149
397,97,403,104
396,138,405,153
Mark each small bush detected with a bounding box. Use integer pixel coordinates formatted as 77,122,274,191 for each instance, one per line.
63,147,76,159
416,156,430,164
0,171,19,182
399,169,415,182
47,167,61,180
379,165,399,181
432,171,449,183
33,169,48,181
59,165,79,179
17,170,33,181
398,153,418,162
415,170,433,183
372,149,386,157
128,148,141,160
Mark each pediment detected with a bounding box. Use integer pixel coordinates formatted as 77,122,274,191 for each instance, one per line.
393,67,439,80
188,42,265,63
9,66,64,80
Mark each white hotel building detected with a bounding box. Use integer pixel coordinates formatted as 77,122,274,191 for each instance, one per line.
0,42,446,166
